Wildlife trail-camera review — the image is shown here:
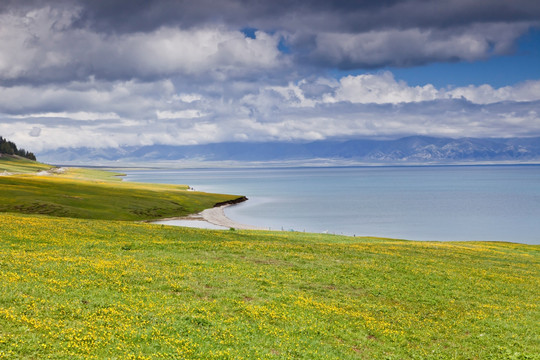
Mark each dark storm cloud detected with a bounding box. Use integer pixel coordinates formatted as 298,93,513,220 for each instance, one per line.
37,0,540,34
1,0,539,79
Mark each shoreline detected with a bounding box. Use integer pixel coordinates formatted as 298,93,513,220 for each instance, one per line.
202,204,266,230
151,203,266,230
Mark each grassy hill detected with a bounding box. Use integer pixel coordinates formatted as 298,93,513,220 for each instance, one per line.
0,213,538,359
0,154,51,173
0,157,243,221
0,156,538,359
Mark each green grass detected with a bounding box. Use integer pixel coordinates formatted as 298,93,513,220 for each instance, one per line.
53,167,126,182
0,213,538,359
0,155,51,173
0,160,242,221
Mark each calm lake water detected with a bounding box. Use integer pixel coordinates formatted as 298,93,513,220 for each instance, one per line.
124,165,540,244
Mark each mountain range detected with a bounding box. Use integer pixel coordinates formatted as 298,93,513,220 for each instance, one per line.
38,136,540,165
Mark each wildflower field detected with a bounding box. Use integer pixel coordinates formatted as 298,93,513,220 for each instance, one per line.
0,212,538,359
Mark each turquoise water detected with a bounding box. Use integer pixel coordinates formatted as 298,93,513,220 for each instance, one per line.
124,165,540,244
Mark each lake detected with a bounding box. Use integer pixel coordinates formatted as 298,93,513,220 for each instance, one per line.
123,165,540,244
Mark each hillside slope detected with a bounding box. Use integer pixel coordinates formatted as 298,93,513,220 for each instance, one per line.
0,213,538,359
0,158,243,221
0,155,51,173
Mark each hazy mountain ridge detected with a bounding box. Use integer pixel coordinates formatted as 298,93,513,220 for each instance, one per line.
38,136,540,164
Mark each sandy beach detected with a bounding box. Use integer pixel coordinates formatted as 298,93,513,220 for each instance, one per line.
153,204,265,230
201,205,266,230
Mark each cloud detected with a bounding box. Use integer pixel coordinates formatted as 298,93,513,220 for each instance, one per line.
327,72,438,104
24,0,538,34
0,1,538,84
156,110,206,119
68,0,540,70
175,93,202,103
29,126,41,137
2,73,540,153
326,72,540,104
0,79,176,117
12,112,121,121
445,80,540,104
307,22,533,68
0,7,286,83
0,1,539,156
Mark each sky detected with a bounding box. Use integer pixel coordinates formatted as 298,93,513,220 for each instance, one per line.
0,0,540,153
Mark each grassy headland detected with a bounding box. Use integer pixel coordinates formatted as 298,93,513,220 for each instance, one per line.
0,155,51,174
0,158,243,221
0,156,538,359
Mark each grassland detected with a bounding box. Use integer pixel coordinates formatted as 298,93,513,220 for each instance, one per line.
0,161,243,221
0,157,538,359
0,155,51,174
0,213,538,359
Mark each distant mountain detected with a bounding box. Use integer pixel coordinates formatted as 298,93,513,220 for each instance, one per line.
38,136,540,164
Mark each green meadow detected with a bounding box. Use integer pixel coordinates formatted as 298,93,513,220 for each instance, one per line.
0,157,539,359
0,155,51,174
0,161,242,221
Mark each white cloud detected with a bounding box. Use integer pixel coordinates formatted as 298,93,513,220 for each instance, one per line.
327,72,439,104
0,79,176,117
0,7,285,82
96,27,284,78
12,112,121,121
446,80,540,104
156,110,206,119
326,72,540,105
174,93,203,103
1,73,540,153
